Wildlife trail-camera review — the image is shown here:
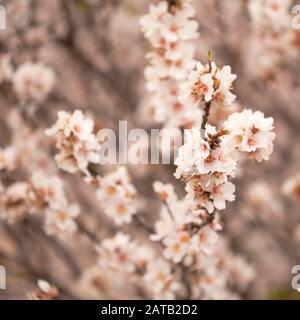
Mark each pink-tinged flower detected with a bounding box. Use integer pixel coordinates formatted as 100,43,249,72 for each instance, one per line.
223,109,275,161
45,111,71,137
13,62,55,102
179,60,236,108
209,181,236,211
0,182,29,223
163,232,191,263
31,171,67,208
140,1,168,40
143,259,180,299
45,203,80,236
160,10,199,43
96,232,138,274
153,181,178,204
96,167,138,225
192,226,219,255
69,110,94,141
74,137,101,172
174,128,210,177
46,110,101,174
151,206,175,241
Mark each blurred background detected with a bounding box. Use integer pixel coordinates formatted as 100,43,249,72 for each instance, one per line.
0,0,300,299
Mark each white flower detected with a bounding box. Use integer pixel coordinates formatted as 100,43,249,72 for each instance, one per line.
74,137,101,172
96,167,137,225
143,259,180,299
0,182,29,223
223,109,275,161
216,65,237,91
179,61,236,108
45,203,80,236
160,9,199,43
175,127,237,179
45,111,71,137
153,181,178,203
209,181,236,211
140,1,168,41
191,226,219,255
54,152,78,174
185,179,215,213
140,0,199,131
69,110,94,141
163,232,191,263
13,62,55,102
31,171,67,208
96,232,138,274
106,201,137,225
151,206,175,241
179,69,214,106
46,110,101,174
174,128,210,177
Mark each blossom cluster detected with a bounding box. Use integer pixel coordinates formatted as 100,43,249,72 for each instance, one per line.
189,239,255,299
13,62,55,103
248,0,299,79
152,181,220,263
95,166,138,225
96,232,180,299
140,0,201,129
174,60,275,214
151,184,255,299
0,55,55,103
46,110,101,175
179,61,237,109
40,0,275,300
0,171,80,237
46,111,140,225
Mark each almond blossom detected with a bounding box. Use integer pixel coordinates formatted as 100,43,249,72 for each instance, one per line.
151,181,220,263
0,182,29,223
37,0,276,300
174,59,275,216
0,171,80,237
44,204,80,237
223,109,275,161
45,110,101,175
95,167,138,225
178,61,237,109
143,259,180,299
13,62,55,103
139,0,201,130
247,0,299,79
95,232,179,300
